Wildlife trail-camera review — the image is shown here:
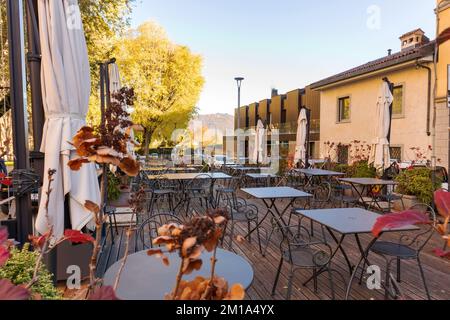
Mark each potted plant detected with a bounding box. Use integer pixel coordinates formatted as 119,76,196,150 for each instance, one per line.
393,167,442,210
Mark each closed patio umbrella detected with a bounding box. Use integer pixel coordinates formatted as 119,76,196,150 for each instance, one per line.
108,63,136,158
369,81,394,170
35,0,101,238
294,108,308,166
251,120,265,164
109,63,121,94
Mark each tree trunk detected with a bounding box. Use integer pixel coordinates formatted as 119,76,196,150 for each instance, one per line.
144,128,153,161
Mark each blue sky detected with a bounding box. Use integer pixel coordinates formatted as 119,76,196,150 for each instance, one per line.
131,0,436,115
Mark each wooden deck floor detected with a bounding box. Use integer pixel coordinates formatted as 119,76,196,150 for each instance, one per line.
96,192,450,301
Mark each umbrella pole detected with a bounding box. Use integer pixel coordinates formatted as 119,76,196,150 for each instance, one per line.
383,77,394,178
6,0,33,244
305,107,311,169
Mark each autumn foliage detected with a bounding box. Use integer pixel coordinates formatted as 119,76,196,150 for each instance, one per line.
68,87,142,177
372,210,431,238
148,210,245,301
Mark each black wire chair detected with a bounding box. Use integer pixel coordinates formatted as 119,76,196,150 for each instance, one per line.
215,175,242,208
184,174,214,216
224,197,263,254
146,175,176,219
271,225,339,300
367,203,437,300
136,213,183,251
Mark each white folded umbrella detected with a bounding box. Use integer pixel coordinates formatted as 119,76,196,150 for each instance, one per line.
294,109,308,166
36,0,100,238
369,81,394,170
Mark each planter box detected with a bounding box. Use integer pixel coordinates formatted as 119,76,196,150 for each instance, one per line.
108,190,131,208
392,193,419,211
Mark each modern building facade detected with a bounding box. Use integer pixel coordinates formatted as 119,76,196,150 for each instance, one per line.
229,0,450,170
229,86,321,161
311,0,450,169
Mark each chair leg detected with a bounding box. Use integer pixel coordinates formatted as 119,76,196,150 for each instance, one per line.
417,257,431,300
396,258,401,283
256,220,263,254
327,267,336,300
313,268,318,293
384,259,392,300
113,213,119,235
271,257,283,296
229,222,235,250
247,221,252,244
286,267,294,300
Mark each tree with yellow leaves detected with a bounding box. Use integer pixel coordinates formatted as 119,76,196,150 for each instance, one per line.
112,22,204,156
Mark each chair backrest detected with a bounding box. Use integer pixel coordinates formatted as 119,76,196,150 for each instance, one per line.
187,174,213,190
137,213,183,250
399,203,437,253
277,225,333,268
310,182,332,209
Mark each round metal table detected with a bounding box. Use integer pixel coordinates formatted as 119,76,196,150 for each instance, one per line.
103,249,254,300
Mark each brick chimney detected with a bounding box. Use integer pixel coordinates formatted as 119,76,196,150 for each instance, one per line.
271,88,278,97
399,28,430,51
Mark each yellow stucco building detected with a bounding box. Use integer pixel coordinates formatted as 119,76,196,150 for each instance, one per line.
311,0,450,169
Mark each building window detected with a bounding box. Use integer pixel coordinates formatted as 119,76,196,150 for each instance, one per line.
338,97,351,122
337,145,349,164
392,85,404,116
390,146,402,162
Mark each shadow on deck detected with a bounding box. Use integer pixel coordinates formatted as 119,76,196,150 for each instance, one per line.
96,194,450,301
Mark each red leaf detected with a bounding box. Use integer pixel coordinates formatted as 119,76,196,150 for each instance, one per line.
0,279,30,300
0,227,8,244
88,286,120,300
64,230,95,244
0,178,12,186
28,235,47,249
0,246,10,267
372,210,431,238
433,248,450,260
434,190,450,218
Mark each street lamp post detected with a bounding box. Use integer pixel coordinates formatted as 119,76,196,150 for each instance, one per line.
235,77,244,164
235,77,244,129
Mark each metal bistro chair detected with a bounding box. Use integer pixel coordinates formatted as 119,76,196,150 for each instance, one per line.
146,175,177,218
184,174,214,216
271,225,337,300
225,197,263,254
331,179,359,208
277,169,305,189
136,213,183,251
368,203,437,300
215,174,242,209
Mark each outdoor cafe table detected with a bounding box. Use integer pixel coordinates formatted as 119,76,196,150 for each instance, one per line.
148,172,232,209
241,187,312,255
295,208,419,298
295,168,345,186
103,249,254,300
246,173,279,187
338,178,398,211
145,167,198,173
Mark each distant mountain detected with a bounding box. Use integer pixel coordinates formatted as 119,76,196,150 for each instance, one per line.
188,113,234,146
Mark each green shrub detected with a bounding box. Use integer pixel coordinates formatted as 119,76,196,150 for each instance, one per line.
0,244,61,300
351,161,377,178
107,172,121,202
395,168,442,204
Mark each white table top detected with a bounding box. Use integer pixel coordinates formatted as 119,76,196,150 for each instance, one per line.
246,173,279,179
295,168,345,177
242,187,312,199
148,172,231,180
296,208,419,235
339,178,398,186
